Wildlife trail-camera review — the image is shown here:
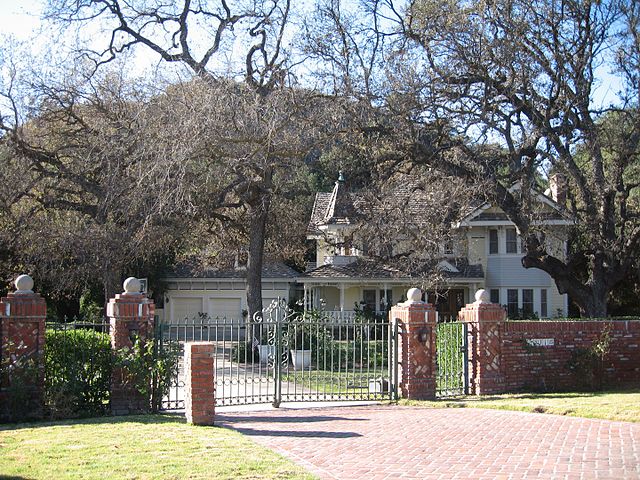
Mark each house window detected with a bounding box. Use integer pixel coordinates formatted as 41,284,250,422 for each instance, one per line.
506,228,518,253
362,289,376,313
490,289,500,304
541,289,548,317
489,229,499,254
507,289,518,317
443,239,454,255
522,289,534,316
379,289,393,312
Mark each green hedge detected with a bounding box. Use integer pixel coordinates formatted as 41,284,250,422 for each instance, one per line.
44,329,113,418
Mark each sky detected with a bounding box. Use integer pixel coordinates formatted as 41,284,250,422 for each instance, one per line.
0,0,625,109
0,0,42,37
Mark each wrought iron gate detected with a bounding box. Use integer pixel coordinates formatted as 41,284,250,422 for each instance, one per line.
158,300,397,410
435,316,469,397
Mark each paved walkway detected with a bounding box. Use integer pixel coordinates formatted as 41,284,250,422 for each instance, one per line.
217,405,640,480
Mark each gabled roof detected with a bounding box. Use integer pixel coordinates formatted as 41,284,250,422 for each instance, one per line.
457,183,573,227
300,257,484,282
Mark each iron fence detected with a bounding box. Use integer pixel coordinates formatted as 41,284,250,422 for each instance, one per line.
435,315,469,397
158,301,397,409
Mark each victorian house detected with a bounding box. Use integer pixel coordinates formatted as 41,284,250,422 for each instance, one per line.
300,173,571,320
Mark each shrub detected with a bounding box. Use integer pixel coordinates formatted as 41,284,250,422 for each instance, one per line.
232,341,258,363
329,337,388,370
44,329,112,418
115,337,178,412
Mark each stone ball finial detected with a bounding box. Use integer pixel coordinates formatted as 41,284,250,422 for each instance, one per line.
406,287,423,304
15,274,34,294
123,277,141,294
474,289,490,304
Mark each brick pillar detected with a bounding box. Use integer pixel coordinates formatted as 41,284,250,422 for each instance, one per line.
107,277,155,415
184,342,216,425
0,275,47,421
390,288,437,400
458,289,506,395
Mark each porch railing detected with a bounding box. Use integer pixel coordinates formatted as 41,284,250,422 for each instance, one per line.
315,310,357,323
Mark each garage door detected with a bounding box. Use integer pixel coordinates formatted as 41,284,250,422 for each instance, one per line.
208,298,242,321
172,297,204,323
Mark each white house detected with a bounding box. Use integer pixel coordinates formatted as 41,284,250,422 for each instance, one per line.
299,173,572,319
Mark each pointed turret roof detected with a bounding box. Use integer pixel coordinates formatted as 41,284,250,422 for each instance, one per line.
308,172,355,234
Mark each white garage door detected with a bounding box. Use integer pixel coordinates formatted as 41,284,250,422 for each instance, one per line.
209,298,242,321
172,297,204,323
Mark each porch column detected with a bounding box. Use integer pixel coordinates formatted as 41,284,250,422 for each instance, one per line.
382,283,389,312
303,284,308,311
339,284,345,311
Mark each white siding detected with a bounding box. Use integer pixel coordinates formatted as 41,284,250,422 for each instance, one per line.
486,257,553,287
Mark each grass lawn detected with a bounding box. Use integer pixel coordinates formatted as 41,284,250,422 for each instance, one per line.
0,414,316,480
400,389,640,422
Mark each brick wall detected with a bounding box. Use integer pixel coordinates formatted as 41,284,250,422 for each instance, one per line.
500,320,640,391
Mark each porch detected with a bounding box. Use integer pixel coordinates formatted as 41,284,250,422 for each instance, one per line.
301,283,475,321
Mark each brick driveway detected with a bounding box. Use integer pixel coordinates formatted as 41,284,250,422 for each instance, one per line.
217,405,640,480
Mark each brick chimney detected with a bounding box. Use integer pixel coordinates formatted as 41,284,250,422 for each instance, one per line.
549,173,567,206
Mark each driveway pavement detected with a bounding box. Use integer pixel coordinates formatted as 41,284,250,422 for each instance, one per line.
217,405,640,480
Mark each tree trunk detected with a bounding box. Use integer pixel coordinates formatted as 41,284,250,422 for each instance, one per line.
522,253,609,318
573,282,609,318
245,196,271,321
102,267,119,313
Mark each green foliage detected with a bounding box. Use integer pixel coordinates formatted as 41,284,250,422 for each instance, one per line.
568,325,612,391
231,341,258,363
79,290,103,322
115,337,178,412
353,304,389,338
0,341,40,422
285,322,328,351
329,338,388,370
44,329,112,418
290,310,389,369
